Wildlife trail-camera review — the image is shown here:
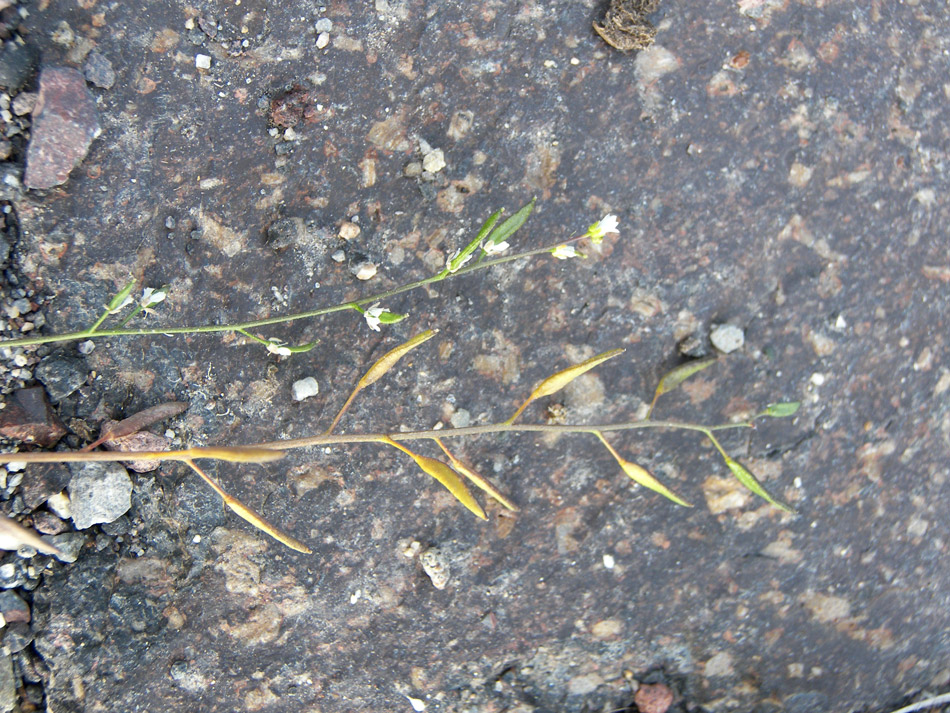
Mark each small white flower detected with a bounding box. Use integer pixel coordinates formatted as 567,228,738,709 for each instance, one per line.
481,240,510,255
551,244,582,260
445,249,473,273
364,304,386,331
141,288,167,308
266,340,292,357
587,214,619,244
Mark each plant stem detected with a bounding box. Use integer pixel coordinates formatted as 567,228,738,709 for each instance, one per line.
0,243,568,349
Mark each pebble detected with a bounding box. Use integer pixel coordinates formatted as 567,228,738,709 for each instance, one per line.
82,49,115,89
291,377,319,402
67,462,133,530
634,682,675,713
352,261,377,281
23,67,101,190
710,324,745,354
0,563,23,590
338,221,360,240
420,548,450,589
0,653,15,713
0,590,29,624
33,354,89,402
330,249,345,263
0,42,39,92
449,409,471,428
2,621,32,653
0,387,66,447
10,91,35,116
422,149,446,173
316,32,330,49
315,18,333,33
45,492,71,520
46,532,86,563
404,161,422,178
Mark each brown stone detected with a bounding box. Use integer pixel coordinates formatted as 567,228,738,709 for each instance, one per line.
0,386,67,447
634,682,674,713
23,66,101,189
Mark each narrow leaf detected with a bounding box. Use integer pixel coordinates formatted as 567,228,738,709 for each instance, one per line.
358,330,437,388
617,459,692,507
595,431,691,507
435,439,518,511
765,402,801,418
723,456,795,513
222,494,312,553
655,357,718,397
105,280,137,312
0,515,64,557
447,209,502,272
531,348,624,400
485,198,535,248
507,348,624,423
96,401,189,443
187,446,286,463
408,452,487,520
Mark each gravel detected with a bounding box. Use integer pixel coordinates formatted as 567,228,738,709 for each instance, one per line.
67,462,133,530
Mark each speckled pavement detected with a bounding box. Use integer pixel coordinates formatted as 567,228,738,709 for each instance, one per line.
5,1,950,712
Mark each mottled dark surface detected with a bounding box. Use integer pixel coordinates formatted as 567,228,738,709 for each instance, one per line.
5,1,950,712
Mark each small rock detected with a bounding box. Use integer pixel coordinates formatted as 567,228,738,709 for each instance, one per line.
34,354,89,402
17,463,71,511
0,140,10,161
634,682,675,713
265,216,304,251
46,532,86,563
0,563,23,590
338,221,361,240
10,91,36,116
678,333,708,358
67,462,133,530
29,511,68,536
422,149,446,173
0,41,39,92
710,324,744,354
330,249,346,263
82,49,115,89
316,32,330,49
1,621,31,653
314,18,333,33
23,67,101,190
420,548,449,589
352,262,377,281
0,653,15,713
291,377,319,402
0,590,29,624
45,491,71,520
0,387,67,447
195,54,212,70
449,408,471,428
404,161,422,177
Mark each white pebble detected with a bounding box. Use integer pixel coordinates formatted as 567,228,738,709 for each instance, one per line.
316,31,330,49
292,377,320,402
710,324,744,354
354,262,377,281
422,149,446,173
78,340,96,355
5,462,25,473
602,553,616,570
331,249,346,263
195,54,212,70
315,18,333,33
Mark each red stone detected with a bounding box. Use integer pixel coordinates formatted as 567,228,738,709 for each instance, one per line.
0,386,66,447
635,682,674,713
23,66,101,190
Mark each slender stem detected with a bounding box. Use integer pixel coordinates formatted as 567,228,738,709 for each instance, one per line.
0,419,754,465
0,242,570,349
325,388,361,435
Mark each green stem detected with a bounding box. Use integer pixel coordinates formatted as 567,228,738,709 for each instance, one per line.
0,243,570,349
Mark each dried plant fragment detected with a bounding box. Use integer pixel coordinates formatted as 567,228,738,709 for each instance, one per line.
593,0,661,52
434,438,518,511
507,348,624,424
82,401,188,451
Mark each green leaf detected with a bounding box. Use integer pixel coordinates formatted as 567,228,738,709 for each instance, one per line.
723,456,795,513
447,209,503,272
485,198,535,248
106,280,137,312
655,357,718,396
765,401,801,418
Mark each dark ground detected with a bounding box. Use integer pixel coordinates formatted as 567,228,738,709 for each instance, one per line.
0,0,948,712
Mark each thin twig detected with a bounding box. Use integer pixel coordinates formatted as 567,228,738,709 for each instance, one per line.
887,693,950,713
